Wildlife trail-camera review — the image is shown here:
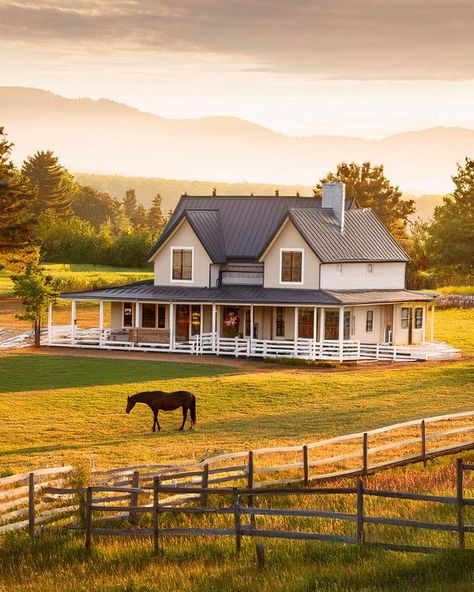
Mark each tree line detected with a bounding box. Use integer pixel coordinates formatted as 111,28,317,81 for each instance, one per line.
0,128,170,272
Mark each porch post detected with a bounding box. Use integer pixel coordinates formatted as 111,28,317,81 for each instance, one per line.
338,306,345,361
70,299,76,344
169,302,175,351
200,304,203,337
99,300,104,347
294,306,298,356
250,305,254,354
134,302,140,328
312,306,317,360
319,307,325,342
430,304,435,342
211,303,216,352
47,302,53,345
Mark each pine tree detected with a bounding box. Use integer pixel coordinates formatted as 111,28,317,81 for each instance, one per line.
0,129,38,271
314,162,415,241
22,150,73,216
148,193,166,234
123,189,138,223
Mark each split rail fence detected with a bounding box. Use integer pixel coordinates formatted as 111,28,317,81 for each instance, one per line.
52,459,474,555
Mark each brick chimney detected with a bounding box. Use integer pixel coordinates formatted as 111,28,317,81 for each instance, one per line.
322,182,345,231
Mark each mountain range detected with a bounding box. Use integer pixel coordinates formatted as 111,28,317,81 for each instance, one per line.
1,87,473,194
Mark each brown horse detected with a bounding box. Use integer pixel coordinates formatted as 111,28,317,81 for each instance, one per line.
126,390,197,432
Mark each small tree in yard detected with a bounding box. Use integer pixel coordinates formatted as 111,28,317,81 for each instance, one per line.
12,264,56,347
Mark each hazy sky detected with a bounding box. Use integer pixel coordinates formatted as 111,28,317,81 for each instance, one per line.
1,0,474,137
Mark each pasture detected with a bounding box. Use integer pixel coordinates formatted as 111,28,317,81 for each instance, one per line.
0,308,473,592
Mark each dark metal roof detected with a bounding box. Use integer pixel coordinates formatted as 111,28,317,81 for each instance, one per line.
148,195,356,262
61,281,432,306
289,208,409,262
326,290,435,305
185,209,226,262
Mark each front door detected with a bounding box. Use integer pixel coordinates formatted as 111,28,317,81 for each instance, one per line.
175,305,190,342
344,311,351,340
324,310,339,340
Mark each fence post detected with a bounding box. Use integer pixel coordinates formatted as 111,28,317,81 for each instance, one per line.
247,451,256,531
362,433,368,476
129,470,139,525
456,458,465,550
303,446,309,487
28,472,35,536
421,420,427,466
356,479,365,545
232,487,242,555
85,486,93,551
201,464,209,507
153,476,160,556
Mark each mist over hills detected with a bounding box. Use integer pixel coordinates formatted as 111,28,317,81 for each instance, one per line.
1,87,472,195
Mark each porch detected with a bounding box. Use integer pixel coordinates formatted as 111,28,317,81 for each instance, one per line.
46,299,459,362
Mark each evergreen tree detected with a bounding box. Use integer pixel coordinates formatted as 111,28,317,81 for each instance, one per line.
123,188,138,223
0,129,38,271
427,158,474,278
22,150,74,216
148,193,166,234
314,162,415,240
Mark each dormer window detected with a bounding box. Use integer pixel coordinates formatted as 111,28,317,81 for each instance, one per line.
171,247,193,281
280,249,303,284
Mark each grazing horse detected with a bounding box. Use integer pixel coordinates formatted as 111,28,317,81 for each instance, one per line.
125,390,197,432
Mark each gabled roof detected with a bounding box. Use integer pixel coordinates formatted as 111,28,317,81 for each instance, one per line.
147,194,406,264
288,208,409,262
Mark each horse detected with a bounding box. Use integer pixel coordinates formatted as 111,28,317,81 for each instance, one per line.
125,390,197,432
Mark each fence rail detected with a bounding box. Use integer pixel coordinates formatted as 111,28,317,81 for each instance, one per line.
54,459,474,556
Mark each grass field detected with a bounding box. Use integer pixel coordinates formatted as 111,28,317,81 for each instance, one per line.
0,310,473,591
0,263,153,298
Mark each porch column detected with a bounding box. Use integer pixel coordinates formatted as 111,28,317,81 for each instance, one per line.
312,306,317,360
99,300,104,347
169,303,175,351
200,304,203,337
211,302,216,352
47,302,53,345
70,299,76,344
294,306,298,356
338,306,345,361
430,305,435,342
134,302,140,328
250,304,254,353
319,307,325,342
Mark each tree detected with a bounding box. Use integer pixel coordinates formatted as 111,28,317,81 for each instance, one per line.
71,185,122,230
0,129,38,271
427,158,474,279
148,193,166,235
123,188,138,223
22,150,75,216
12,263,56,347
314,162,415,240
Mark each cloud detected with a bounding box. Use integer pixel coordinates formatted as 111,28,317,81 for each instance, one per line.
0,0,473,79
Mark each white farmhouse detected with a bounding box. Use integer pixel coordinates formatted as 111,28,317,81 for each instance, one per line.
51,183,458,361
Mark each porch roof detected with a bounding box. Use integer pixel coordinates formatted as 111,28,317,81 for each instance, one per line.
60,281,435,306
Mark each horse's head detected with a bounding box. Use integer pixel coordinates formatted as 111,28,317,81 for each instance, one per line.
125,396,136,414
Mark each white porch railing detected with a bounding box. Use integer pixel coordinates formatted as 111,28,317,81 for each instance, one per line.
46,328,460,362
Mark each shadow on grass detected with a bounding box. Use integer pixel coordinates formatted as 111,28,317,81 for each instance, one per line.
0,354,236,393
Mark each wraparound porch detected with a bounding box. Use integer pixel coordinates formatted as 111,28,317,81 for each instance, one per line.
46,300,459,362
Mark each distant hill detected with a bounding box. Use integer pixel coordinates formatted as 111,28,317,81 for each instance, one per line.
1,87,473,193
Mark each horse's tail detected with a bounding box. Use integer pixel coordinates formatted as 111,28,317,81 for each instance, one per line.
190,394,197,427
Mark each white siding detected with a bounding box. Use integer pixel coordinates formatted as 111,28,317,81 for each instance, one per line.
151,219,212,287
320,262,406,290
262,220,321,289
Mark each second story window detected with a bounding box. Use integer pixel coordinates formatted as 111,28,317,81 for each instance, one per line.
171,248,193,281
281,250,303,283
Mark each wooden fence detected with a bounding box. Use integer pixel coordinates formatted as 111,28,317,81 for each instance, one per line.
0,466,74,534
91,410,474,498
55,458,474,555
